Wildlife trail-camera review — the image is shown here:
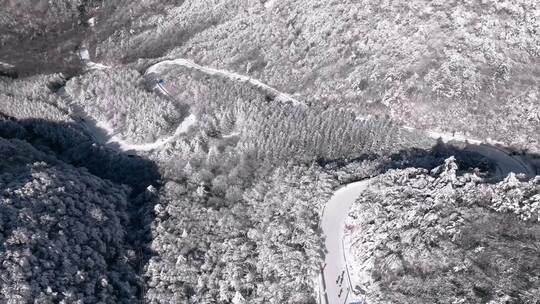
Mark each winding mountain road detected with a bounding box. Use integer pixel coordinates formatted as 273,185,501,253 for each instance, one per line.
57,55,537,303
146,58,305,107
55,57,306,153
55,81,196,153
97,113,197,152
320,133,535,304
321,180,371,304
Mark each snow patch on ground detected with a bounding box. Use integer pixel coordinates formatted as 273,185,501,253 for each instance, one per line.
222,131,240,139
0,61,15,69
264,0,278,9
402,126,504,146
86,61,111,71
342,232,364,298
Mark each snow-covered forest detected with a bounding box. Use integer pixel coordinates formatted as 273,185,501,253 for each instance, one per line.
64,67,188,144
0,0,539,303
345,158,540,303
0,93,397,302
0,124,139,303
83,0,540,152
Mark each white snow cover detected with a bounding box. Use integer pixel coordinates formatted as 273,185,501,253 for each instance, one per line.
264,0,278,9
402,126,504,146
146,58,305,107
320,131,535,303
62,89,196,153
65,59,194,152
97,114,197,152
86,61,111,71
321,180,371,304
0,61,15,69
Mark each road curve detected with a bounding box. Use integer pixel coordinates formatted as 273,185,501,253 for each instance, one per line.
58,56,306,152
146,58,305,107
98,114,197,152
321,180,371,304
462,143,535,177
320,137,534,304
55,85,196,153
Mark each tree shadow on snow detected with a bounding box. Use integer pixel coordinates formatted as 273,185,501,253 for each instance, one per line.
384,139,538,183
0,115,160,302
320,138,538,186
